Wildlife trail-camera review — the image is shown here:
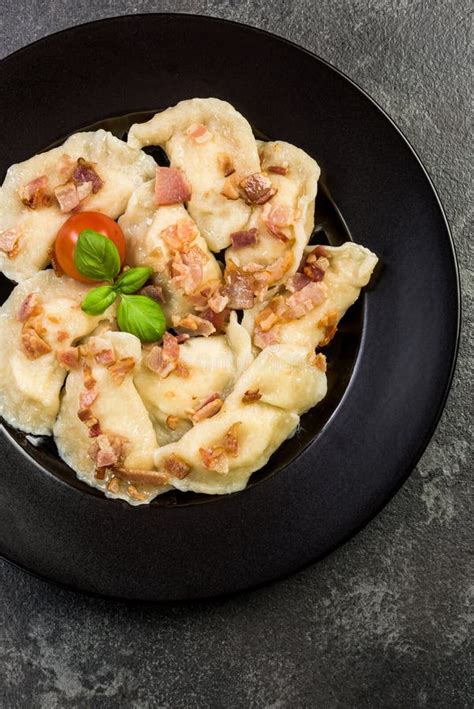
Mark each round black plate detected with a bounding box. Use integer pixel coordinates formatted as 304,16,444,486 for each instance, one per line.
0,14,459,600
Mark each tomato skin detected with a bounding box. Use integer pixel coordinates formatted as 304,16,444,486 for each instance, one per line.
54,212,126,283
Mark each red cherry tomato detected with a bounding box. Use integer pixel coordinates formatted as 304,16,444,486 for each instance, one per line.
54,212,126,284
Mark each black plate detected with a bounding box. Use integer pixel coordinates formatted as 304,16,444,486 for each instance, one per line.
0,14,459,600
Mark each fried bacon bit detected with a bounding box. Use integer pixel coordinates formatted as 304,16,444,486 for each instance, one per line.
127,485,147,500
239,173,277,205
161,219,196,253
287,272,311,293
199,446,228,474
78,407,101,438
285,281,327,319
83,363,96,390
21,327,52,359
155,167,192,206
224,263,255,309
171,245,207,294
18,176,51,209
107,476,121,493
223,422,241,457
57,347,80,370
79,387,98,409
318,311,339,346
88,434,126,469
230,228,258,250
221,178,240,200
218,154,235,176
146,332,181,378
95,348,116,365
56,330,68,343
207,289,229,314
186,123,212,143
0,227,21,257
262,203,294,241
72,157,103,194
106,357,135,385
166,415,179,430
268,165,288,175
192,393,223,422
17,293,42,322
163,453,191,480
258,309,280,332
303,251,330,282
199,306,230,334
86,337,116,366
242,389,262,404
112,467,170,486
54,182,80,213
314,245,329,258
76,181,93,201
173,313,216,336
253,327,280,350
175,333,190,344
139,284,165,304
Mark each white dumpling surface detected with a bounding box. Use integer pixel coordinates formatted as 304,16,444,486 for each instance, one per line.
0,271,116,435
53,332,167,505
0,130,156,282
128,98,261,251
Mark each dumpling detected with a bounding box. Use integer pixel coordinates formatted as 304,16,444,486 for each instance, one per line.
134,313,254,444
0,270,116,435
243,242,379,351
225,140,320,296
118,180,224,330
152,335,326,495
53,332,168,505
0,130,156,282
128,98,261,251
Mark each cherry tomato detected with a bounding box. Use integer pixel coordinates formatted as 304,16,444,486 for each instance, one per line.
54,212,126,284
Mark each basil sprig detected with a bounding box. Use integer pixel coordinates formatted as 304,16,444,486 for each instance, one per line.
77,230,164,341
74,229,121,282
117,295,166,343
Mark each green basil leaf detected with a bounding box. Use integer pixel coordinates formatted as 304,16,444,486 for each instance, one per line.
81,285,117,316
117,294,166,342
74,229,121,282
115,267,153,294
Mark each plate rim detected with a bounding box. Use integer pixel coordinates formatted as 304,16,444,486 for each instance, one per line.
0,12,461,601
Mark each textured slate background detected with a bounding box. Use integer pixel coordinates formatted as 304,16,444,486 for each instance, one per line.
0,2,472,707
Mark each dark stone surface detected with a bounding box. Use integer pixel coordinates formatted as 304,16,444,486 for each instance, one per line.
0,2,471,707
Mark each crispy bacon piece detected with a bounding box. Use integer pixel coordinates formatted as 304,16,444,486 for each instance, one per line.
56,347,80,370
17,293,42,322
21,327,51,359
18,176,51,209
230,228,258,250
139,284,165,304
76,181,93,201
82,363,96,390
286,272,311,293
267,165,288,175
95,348,116,365
155,167,192,206
218,154,235,176
161,219,196,253
86,337,116,366
163,453,191,480
199,307,230,334
318,310,338,346
207,290,229,314
88,434,126,469
113,467,170,486
79,387,98,410
223,422,241,457
285,281,327,319
107,476,120,493
72,157,103,193
127,485,147,500
242,389,262,403
0,227,21,257
171,245,207,294
186,123,212,143
54,182,80,213
192,393,223,422
220,178,240,200
77,407,101,438
262,204,294,241
225,264,255,309
199,445,228,474
173,313,216,336
253,327,280,350
146,332,182,378
106,357,135,385
56,330,68,343
239,173,277,205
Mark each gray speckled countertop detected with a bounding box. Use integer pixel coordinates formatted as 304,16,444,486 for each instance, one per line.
0,2,472,707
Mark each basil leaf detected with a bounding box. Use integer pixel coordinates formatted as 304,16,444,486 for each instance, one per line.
74,229,121,282
117,294,166,342
81,285,117,316
115,267,153,294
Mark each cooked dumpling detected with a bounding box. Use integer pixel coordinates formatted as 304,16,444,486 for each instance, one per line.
243,242,379,350
0,270,116,435
152,337,326,495
135,314,253,444
225,140,320,295
118,180,224,331
0,130,156,282
128,98,261,251
53,332,168,505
